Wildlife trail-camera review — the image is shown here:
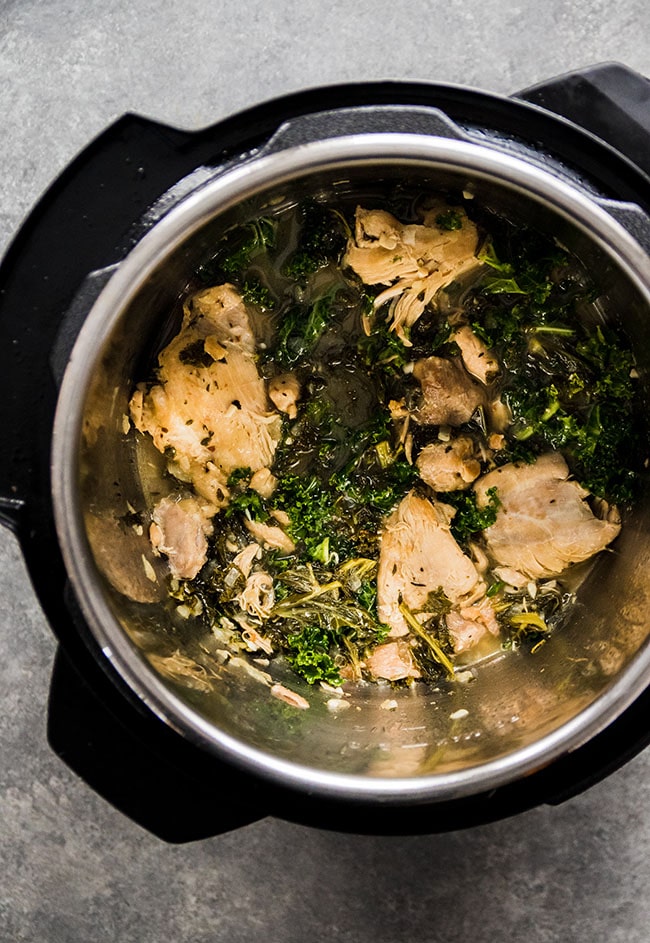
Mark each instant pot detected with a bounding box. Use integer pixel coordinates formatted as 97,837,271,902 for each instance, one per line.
2,62,650,842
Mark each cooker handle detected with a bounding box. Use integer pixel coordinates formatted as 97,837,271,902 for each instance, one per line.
592,198,650,255
0,264,119,533
515,62,650,178
258,104,473,154
49,265,119,386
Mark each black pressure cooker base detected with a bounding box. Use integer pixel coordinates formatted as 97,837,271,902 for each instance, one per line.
2,62,650,841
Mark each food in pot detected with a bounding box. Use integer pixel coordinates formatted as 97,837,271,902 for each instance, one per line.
128,192,641,689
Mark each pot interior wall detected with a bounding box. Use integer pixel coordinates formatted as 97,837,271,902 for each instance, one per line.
74,157,650,791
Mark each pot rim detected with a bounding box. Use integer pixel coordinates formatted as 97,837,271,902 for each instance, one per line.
52,132,650,803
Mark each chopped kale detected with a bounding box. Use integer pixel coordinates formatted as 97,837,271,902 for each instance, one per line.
227,467,252,489
409,310,453,358
435,209,464,231
336,457,418,516
273,474,336,558
285,626,343,686
478,233,567,303
241,278,275,309
220,217,275,277
265,433,417,564
355,578,377,616
424,587,453,615
468,228,640,504
275,294,332,367
441,486,501,545
357,310,410,376
224,488,269,522
283,201,348,281
500,321,639,502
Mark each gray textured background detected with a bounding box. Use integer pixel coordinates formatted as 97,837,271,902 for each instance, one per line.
1,1,650,941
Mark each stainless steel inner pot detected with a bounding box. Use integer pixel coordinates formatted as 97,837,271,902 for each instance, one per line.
51,127,650,804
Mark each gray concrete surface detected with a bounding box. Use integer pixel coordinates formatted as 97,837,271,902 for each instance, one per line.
1,1,650,940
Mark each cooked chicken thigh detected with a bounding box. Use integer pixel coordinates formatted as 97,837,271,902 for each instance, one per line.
416,436,482,492
413,356,486,426
268,373,301,419
344,206,480,343
130,285,282,507
149,494,214,580
446,597,500,653
474,451,621,579
377,490,485,637
366,640,421,681
452,325,500,384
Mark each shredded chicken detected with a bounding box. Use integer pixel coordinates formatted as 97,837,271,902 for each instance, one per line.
377,490,485,637
239,621,274,656
271,508,291,527
475,451,622,579
268,373,301,419
344,206,480,343
149,494,214,580
244,518,296,553
446,598,500,654
416,436,482,492
129,284,282,507
487,396,512,433
270,683,310,710
469,541,491,576
249,467,278,499
232,543,262,578
236,570,275,619
452,325,500,384
413,356,486,426
191,284,257,352
492,565,529,590
366,640,421,681
488,433,506,451
147,650,214,693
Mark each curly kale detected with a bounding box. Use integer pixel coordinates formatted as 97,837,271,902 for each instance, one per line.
268,452,417,563
285,625,343,686
198,217,276,285
501,324,639,503
440,487,501,545
219,217,275,276
357,307,410,376
435,209,464,231
241,278,275,309
283,201,348,281
468,231,641,504
224,489,269,523
274,294,332,368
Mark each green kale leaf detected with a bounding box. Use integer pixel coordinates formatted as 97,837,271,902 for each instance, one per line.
435,209,464,231
218,217,275,278
275,294,332,367
357,309,410,375
224,488,269,522
441,486,501,544
283,201,348,282
285,625,343,686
